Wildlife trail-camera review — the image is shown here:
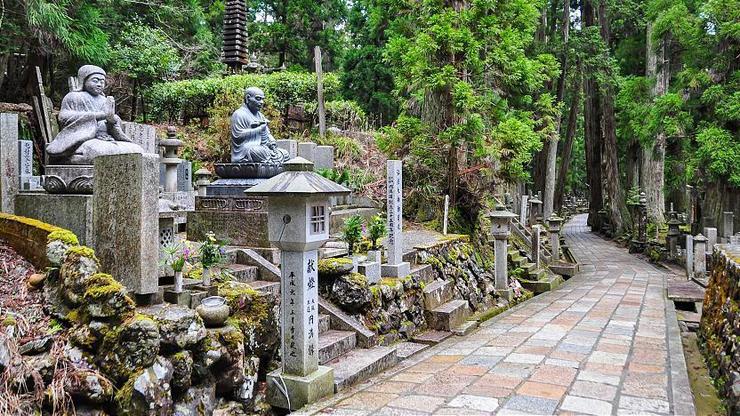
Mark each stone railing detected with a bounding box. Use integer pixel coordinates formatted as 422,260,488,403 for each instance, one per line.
0,212,68,268
698,244,740,413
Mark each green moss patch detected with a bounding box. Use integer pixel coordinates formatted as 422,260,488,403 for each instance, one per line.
47,230,79,245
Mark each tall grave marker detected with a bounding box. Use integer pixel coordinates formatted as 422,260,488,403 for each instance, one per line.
0,113,19,213
382,160,410,277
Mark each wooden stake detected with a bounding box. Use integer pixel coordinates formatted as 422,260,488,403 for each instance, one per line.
314,46,326,138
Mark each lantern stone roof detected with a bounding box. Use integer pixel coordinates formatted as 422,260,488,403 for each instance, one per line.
487,205,517,219
244,157,351,197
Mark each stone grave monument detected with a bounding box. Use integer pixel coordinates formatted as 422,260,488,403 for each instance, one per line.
246,157,350,410
382,160,410,277
0,113,19,213
489,205,517,300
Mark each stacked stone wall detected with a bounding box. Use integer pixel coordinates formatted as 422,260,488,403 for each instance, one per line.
698,244,740,413
0,212,65,268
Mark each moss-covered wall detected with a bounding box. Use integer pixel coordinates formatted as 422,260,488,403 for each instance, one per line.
698,244,740,413
0,213,68,269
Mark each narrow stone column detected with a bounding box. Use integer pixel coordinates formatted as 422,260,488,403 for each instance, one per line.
667,217,681,258
694,234,707,278
547,215,563,262
704,227,717,253
0,113,19,213
520,195,529,226
281,250,320,376
685,235,694,279
194,168,212,197
382,160,410,277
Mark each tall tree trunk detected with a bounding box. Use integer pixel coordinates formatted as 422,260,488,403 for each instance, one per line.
131,79,139,121
599,0,630,234
582,0,602,229
543,0,570,218
555,77,581,211
641,22,668,225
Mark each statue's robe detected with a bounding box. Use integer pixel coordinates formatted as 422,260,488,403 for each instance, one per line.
46,91,142,164
230,105,289,164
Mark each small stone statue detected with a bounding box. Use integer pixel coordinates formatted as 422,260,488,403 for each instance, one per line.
46,65,143,164
230,87,289,165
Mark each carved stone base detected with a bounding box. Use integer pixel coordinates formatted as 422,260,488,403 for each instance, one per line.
42,165,94,194
214,162,283,179
206,178,268,196
187,195,270,247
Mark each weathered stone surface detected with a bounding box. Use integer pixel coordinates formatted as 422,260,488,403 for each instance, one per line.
187,210,270,248
331,273,372,313
93,153,159,295
60,247,100,305
169,350,194,394
0,113,19,213
174,384,216,416
314,145,334,170
142,304,206,350
67,369,114,404
15,193,94,246
99,315,160,383
83,273,136,320
297,141,316,162
276,139,298,159
116,356,174,416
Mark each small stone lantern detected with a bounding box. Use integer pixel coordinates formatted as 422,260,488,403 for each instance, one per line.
194,168,212,197
547,215,563,262
160,126,183,193
488,205,517,300
693,233,707,278
667,213,681,259
529,194,543,226
245,157,350,411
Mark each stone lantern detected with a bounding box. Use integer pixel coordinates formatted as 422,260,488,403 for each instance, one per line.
488,205,517,300
528,194,542,226
547,215,563,262
667,213,681,259
194,168,212,197
245,157,350,411
160,126,183,193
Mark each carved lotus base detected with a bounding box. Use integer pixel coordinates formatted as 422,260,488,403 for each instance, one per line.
214,163,284,179
42,165,94,194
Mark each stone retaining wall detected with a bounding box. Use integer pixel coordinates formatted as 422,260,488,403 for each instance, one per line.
698,244,740,413
0,212,66,268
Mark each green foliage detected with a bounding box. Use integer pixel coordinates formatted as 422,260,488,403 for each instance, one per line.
341,215,364,255
317,168,375,191
146,71,341,122
304,100,368,131
366,215,387,250
109,24,182,83
199,232,225,269
694,127,740,186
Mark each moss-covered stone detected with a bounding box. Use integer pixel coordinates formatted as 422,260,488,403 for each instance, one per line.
48,230,79,245
60,246,100,305
83,273,135,321
330,272,372,313
217,281,279,359
318,257,354,278
98,314,160,383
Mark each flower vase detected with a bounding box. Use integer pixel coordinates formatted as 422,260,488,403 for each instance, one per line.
202,267,211,286
174,271,183,293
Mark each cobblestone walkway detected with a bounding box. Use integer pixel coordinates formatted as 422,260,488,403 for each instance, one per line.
305,214,695,415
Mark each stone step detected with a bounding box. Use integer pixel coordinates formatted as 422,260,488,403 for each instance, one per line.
319,330,357,364
451,320,479,336
412,330,452,345
395,341,429,360
402,249,417,265
422,280,454,310
319,314,331,334
319,247,349,259
426,299,470,331
327,346,398,392
247,280,280,296
523,262,537,273
223,264,259,282
411,263,436,283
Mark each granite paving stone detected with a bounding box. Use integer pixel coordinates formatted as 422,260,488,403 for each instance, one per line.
308,214,694,416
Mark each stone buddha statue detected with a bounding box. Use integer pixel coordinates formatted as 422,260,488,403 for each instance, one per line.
230,87,289,165
46,65,143,165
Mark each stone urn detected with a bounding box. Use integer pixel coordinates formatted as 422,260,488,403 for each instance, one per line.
196,296,230,327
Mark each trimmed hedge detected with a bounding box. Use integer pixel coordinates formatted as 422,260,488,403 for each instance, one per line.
145,71,341,122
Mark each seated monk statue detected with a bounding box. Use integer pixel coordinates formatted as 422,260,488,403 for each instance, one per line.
230,87,289,165
46,65,143,164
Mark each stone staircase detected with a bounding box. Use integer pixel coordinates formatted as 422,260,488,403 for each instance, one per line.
420,279,478,337
507,246,563,294
221,248,281,296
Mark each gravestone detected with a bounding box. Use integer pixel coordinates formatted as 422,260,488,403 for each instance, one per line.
177,161,193,192
121,122,157,154
686,235,694,278
93,153,159,298
704,227,717,252
297,142,316,163
0,113,19,213
314,146,334,170
443,195,449,235
276,140,298,159
382,160,410,277
532,225,541,269
18,140,34,190
694,234,707,278
520,195,529,226
358,250,381,284
723,212,734,243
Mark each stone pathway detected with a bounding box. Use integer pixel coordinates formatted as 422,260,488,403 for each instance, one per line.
302,214,695,416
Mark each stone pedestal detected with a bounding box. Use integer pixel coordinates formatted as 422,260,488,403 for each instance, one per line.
15,193,94,245
358,250,381,284
0,113,19,213
93,153,159,297
266,366,334,411
187,196,270,247
42,165,94,194
382,160,410,277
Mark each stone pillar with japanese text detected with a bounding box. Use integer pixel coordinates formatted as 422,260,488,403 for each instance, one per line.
281,250,320,376
382,160,410,277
